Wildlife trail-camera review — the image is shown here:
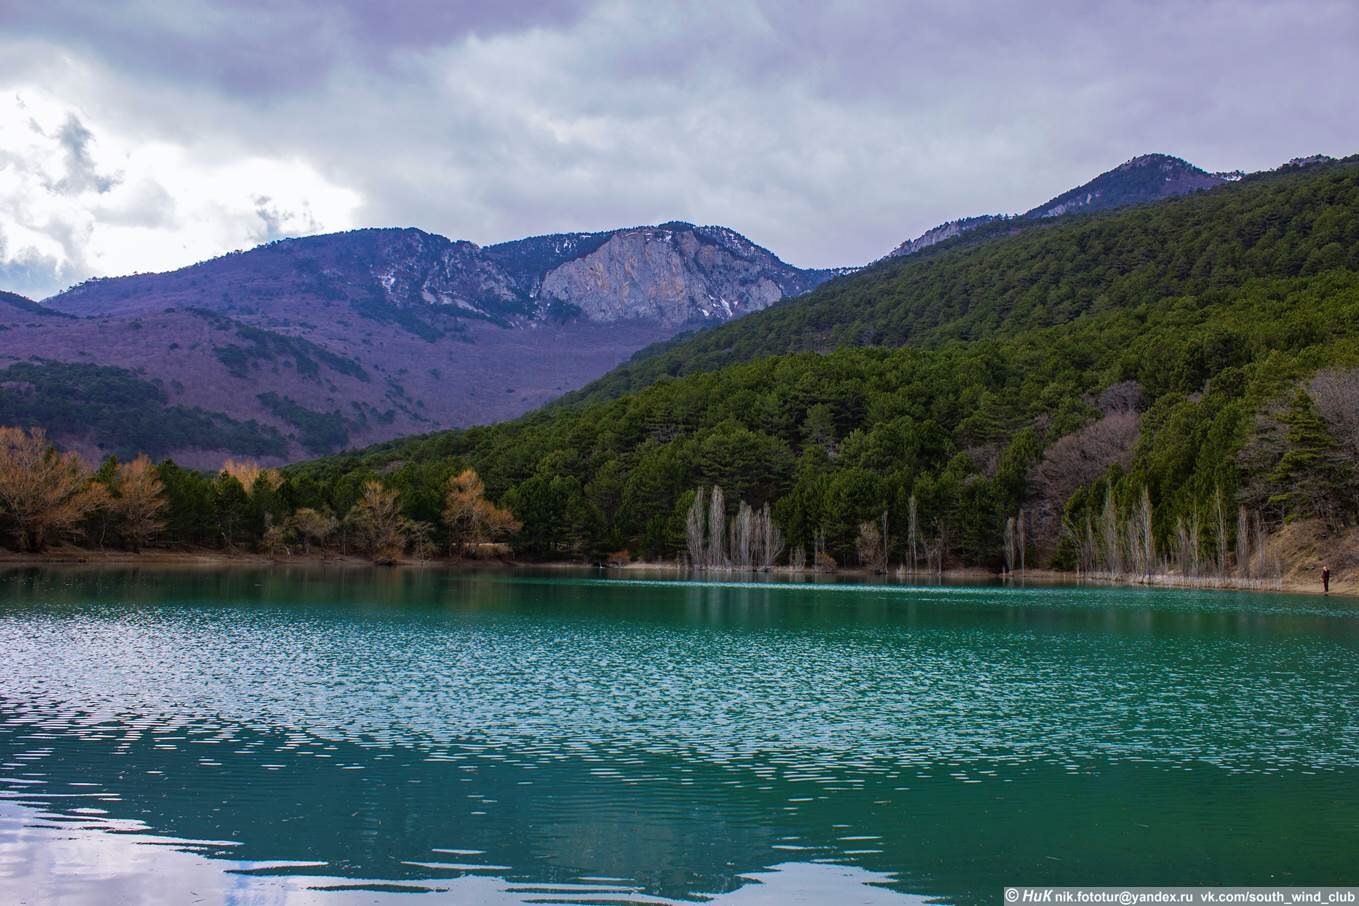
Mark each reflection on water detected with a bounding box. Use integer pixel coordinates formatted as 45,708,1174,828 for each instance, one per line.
1,567,1357,904
0,801,915,906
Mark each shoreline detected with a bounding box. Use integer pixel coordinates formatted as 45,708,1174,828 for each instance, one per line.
0,547,1350,599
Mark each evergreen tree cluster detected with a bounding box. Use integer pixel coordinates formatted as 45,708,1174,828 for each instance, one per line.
289,266,1359,567
568,158,1359,403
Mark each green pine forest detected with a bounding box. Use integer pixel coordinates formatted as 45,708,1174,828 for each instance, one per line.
5,157,1359,574
567,158,1359,402
279,158,1359,568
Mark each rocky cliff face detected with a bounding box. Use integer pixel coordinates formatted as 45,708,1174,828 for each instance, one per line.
535,224,823,326
887,215,1008,258
47,222,829,329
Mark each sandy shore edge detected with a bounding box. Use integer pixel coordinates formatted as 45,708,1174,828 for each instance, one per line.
0,547,1350,598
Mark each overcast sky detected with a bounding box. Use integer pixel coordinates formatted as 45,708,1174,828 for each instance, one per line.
1,0,1356,299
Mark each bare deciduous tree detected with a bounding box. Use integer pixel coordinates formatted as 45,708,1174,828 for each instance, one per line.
112,454,166,552
443,468,520,557
684,488,706,568
221,458,281,495
0,427,103,551
1252,510,1280,579
408,521,436,562
290,507,338,555
1003,516,1017,574
907,493,920,575
1083,515,1098,574
856,520,887,572
1173,512,1203,577
687,487,784,571
1308,367,1359,518
1309,368,1359,457
347,480,408,559
731,501,755,569
1234,506,1281,581
755,503,784,570
261,516,293,556
1029,411,1140,553
1134,488,1154,579
1212,486,1230,575
1100,487,1122,576
706,485,726,569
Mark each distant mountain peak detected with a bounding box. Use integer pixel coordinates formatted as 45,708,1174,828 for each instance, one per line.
887,153,1230,259
1281,154,1335,170
1112,152,1191,170
1024,153,1225,219
46,221,833,330
0,289,68,320
10,219,840,465
0,290,37,308
515,221,830,326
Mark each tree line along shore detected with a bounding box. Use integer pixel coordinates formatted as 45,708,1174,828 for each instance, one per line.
3,160,1358,597
0,422,1350,598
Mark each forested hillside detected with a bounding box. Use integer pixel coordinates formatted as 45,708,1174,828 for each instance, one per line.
570,158,1358,404
3,159,1357,579
283,268,1359,567
260,158,1359,573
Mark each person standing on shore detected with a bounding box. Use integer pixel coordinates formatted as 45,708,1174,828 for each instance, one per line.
1322,565,1331,594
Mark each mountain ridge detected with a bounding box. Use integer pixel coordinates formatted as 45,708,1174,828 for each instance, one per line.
886,153,1340,263
4,221,834,466
5,152,1345,468
887,153,1225,260
287,154,1359,575
557,154,1359,405
46,221,833,329
1023,152,1225,218
0,289,64,319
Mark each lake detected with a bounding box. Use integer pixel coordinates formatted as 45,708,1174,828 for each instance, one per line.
1,567,1357,905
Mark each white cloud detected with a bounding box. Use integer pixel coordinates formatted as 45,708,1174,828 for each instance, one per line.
0,88,362,298
1,0,1357,296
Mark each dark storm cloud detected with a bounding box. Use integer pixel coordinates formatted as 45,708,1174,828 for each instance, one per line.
0,0,592,94
1,0,1357,292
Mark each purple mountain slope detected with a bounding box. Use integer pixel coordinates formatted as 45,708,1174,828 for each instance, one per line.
1,224,832,467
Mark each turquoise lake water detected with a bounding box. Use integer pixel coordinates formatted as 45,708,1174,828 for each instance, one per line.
1,567,1357,904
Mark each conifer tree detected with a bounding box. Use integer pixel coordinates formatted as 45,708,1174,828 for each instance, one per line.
1267,390,1352,526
